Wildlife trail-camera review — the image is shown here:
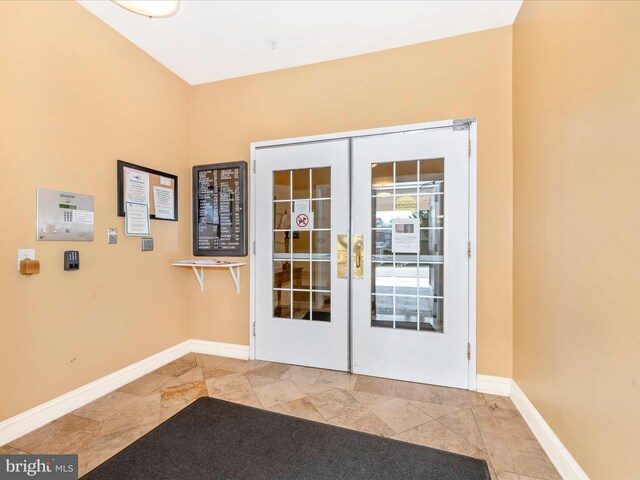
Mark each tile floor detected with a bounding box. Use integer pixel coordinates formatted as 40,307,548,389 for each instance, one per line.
1,354,560,479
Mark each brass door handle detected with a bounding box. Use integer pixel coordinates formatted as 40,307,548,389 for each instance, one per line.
353,234,363,279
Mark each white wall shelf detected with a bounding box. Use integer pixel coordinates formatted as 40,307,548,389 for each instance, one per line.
172,260,246,294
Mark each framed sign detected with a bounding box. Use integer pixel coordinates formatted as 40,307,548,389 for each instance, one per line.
117,160,178,221
192,161,247,257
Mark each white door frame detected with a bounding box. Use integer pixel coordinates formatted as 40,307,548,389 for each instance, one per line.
249,118,478,390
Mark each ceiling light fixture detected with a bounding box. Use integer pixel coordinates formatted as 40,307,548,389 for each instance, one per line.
112,0,180,18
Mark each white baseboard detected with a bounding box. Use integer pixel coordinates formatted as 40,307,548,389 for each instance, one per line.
476,374,512,396
511,381,589,480
0,339,247,447
190,339,249,360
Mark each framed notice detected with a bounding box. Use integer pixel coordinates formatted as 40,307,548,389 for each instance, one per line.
192,161,247,257
117,160,178,221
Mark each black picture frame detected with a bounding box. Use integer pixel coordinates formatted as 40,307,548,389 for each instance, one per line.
192,161,248,257
117,160,179,221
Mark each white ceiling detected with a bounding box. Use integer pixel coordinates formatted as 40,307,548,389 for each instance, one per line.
77,0,522,86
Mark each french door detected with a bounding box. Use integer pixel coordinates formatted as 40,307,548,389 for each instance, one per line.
351,128,469,388
255,140,350,371
254,123,471,388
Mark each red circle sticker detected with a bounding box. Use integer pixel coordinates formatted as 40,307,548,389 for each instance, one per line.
296,213,309,228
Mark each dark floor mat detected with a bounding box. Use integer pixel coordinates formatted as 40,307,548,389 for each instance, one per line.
83,396,490,480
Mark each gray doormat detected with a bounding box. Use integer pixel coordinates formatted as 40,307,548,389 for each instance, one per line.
83,396,490,480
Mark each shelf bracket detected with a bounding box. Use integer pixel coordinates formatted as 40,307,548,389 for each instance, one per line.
228,265,241,295
191,266,205,293
188,265,241,294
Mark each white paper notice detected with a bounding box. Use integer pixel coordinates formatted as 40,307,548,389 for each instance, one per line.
291,211,314,231
392,218,420,253
159,176,172,186
125,169,150,206
71,210,94,226
153,186,174,220
125,202,150,236
293,200,310,213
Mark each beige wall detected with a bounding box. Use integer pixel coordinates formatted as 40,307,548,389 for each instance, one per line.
3,2,637,474
190,26,514,377
513,1,640,478
0,1,192,420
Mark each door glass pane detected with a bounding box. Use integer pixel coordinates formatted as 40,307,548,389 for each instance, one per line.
371,295,393,327
418,194,443,228
395,263,418,296
371,162,394,196
419,297,443,332
395,297,418,330
372,195,394,228
372,263,393,295
419,159,444,190
395,160,418,193
312,167,331,198
274,171,291,200
312,230,330,259
370,159,444,333
292,260,310,289
292,231,310,256
273,261,291,289
311,292,331,322
420,229,443,259
372,230,392,262
273,231,290,258
273,167,332,322
311,261,331,291
273,290,291,319
418,264,443,297
274,201,291,229
292,291,311,319
292,169,310,199
312,200,331,229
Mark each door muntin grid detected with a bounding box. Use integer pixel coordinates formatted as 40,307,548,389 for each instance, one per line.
371,159,444,332
273,167,331,322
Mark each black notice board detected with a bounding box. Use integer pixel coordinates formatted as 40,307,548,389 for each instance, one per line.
192,161,247,257
117,160,178,221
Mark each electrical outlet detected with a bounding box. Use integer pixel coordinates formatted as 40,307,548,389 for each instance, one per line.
17,249,35,270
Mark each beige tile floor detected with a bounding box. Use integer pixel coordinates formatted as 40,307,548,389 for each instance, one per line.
1,354,560,479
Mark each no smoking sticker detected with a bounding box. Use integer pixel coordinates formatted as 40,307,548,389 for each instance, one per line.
292,212,314,231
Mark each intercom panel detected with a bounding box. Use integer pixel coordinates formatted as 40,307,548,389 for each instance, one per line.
36,188,94,241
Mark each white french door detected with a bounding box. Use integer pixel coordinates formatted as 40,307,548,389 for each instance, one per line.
255,140,350,371
254,122,472,388
351,128,470,388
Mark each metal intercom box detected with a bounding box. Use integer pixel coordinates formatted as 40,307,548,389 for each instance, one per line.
36,188,95,241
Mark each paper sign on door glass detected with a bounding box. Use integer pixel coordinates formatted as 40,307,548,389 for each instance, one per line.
293,200,310,213
392,218,419,253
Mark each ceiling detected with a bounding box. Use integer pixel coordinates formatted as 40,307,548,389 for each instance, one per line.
77,0,523,86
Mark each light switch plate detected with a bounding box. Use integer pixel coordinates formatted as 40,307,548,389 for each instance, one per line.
141,237,154,251
18,249,36,270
